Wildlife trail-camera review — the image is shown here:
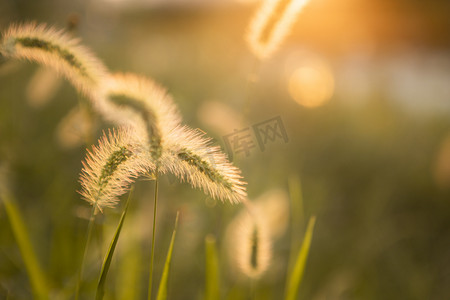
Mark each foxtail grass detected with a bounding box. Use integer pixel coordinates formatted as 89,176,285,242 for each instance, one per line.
0,23,107,94
247,0,311,59
1,21,251,300
94,73,181,162
79,128,152,212
161,126,247,204
93,74,246,205
77,128,150,298
226,208,272,280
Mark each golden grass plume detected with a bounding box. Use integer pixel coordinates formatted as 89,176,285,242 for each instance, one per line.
79,127,153,212
226,207,272,279
247,0,310,59
0,22,107,93
94,73,181,161
161,126,247,204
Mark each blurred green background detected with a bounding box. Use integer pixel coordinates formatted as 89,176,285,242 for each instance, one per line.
1,0,450,299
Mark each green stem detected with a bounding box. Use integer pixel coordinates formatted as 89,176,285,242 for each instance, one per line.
75,206,96,300
148,171,159,300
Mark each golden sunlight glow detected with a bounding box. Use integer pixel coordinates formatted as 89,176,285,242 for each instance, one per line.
235,0,259,4
288,58,334,108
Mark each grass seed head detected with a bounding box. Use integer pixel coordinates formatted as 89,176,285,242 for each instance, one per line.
161,126,247,204
226,208,272,279
94,73,181,162
79,127,153,212
247,0,310,59
0,22,107,94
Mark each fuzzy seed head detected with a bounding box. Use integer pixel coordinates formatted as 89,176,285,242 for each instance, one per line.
79,128,153,212
247,0,310,59
0,22,107,93
94,73,181,162
160,126,247,204
226,208,272,279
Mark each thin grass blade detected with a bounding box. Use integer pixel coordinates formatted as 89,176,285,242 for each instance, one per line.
156,211,180,300
95,193,132,300
205,234,220,300
288,175,304,226
287,175,305,275
1,191,48,300
284,216,316,300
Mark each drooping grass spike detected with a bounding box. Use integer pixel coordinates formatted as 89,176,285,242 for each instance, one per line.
247,0,311,59
79,127,153,212
161,126,247,204
94,73,181,162
0,22,107,94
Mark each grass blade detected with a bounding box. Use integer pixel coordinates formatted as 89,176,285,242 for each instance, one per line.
288,175,304,229
287,175,305,278
205,234,220,300
95,193,132,300
1,191,48,299
284,216,316,300
156,211,180,300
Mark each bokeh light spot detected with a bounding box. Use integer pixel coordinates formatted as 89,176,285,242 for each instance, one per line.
288,59,334,108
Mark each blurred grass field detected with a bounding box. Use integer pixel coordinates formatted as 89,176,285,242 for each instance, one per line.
1,0,450,299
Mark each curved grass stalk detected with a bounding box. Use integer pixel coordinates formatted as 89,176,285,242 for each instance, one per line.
247,0,311,59
0,23,107,94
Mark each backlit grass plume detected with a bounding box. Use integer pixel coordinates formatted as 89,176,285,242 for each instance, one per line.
247,0,310,59
0,23,107,93
94,73,246,204
94,73,181,161
79,128,152,212
226,208,272,279
161,126,247,204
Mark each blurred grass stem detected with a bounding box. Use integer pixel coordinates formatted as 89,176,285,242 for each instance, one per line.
75,205,96,300
148,170,159,300
2,191,48,299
